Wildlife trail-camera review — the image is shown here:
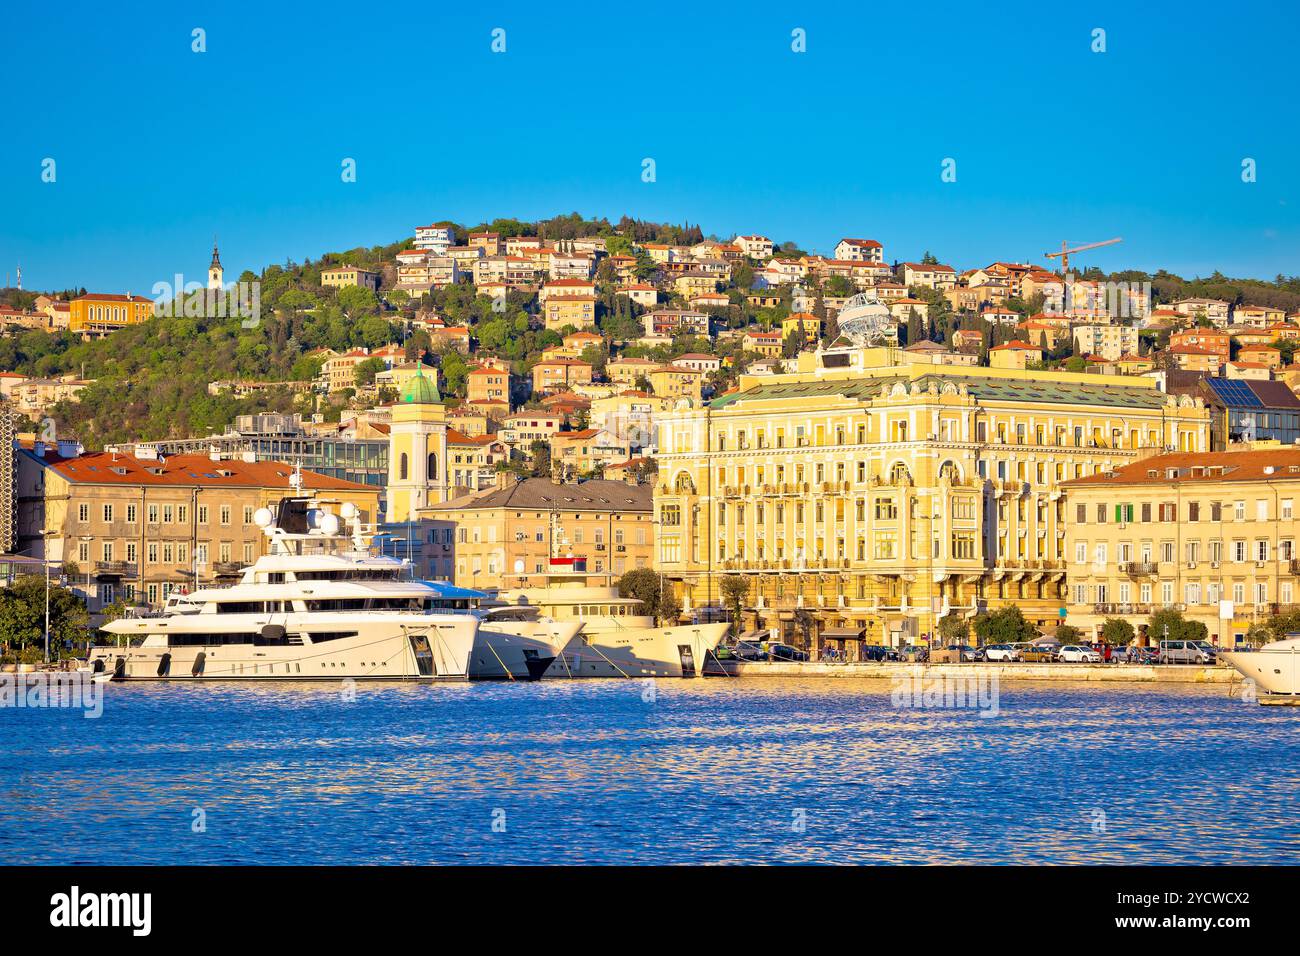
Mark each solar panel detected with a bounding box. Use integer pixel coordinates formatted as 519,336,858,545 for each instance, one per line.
1208,378,1263,408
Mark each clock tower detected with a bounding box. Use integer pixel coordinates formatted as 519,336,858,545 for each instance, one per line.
208,239,224,290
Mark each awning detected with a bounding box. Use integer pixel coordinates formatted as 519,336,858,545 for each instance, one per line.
820,627,866,641
737,629,767,642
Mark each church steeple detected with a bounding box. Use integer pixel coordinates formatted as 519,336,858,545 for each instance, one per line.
208,237,224,290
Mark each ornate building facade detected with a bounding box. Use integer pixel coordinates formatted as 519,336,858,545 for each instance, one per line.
653,346,1211,649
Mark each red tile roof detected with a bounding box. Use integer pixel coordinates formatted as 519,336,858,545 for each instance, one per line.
1064,450,1300,488
39,452,373,490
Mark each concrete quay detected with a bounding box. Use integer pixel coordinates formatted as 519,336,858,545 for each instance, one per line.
704,660,1238,683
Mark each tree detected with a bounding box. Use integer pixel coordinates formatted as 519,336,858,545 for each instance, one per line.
527,439,552,478
1101,617,1136,646
353,356,386,387
0,575,89,660
438,350,468,397
937,612,968,643
720,576,750,634
1249,608,1300,644
337,284,379,318
1147,607,1208,644
1054,623,1082,643
617,568,678,623
972,605,1038,645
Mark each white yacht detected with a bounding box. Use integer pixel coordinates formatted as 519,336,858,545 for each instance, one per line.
90,498,483,681
1221,639,1300,697
409,579,582,680
494,577,729,678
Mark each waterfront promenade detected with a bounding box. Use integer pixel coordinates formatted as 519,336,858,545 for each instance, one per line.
705,660,1237,683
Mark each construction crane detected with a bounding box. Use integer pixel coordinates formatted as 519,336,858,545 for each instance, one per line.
1044,237,1122,275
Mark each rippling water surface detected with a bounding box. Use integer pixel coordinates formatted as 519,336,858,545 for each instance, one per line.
1,678,1295,864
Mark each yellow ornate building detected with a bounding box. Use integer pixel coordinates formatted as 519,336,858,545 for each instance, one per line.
653,346,1211,649
69,293,156,338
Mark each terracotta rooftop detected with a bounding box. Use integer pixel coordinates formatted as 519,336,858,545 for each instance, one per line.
1064,450,1300,488
34,452,372,490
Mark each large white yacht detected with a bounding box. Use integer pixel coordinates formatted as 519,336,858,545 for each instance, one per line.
1221,639,1300,697
494,575,729,678
90,497,485,681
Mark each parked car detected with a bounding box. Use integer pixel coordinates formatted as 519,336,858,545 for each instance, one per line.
861,644,894,662
901,645,930,662
1058,644,1103,663
945,644,978,662
1158,640,1217,665
1021,644,1059,663
982,643,1020,662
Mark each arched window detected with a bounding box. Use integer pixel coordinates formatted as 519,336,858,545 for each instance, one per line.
889,462,911,485
674,472,696,494
399,453,409,480
427,453,438,480
939,461,960,482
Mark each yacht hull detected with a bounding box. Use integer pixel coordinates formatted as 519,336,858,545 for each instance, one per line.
546,622,730,678
469,622,583,680
90,614,479,681
1222,647,1300,696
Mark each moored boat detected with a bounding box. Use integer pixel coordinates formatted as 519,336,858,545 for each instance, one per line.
1221,639,1300,698
89,497,481,681
493,580,729,678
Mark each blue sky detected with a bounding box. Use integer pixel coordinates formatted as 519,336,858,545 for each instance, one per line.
3,0,1298,293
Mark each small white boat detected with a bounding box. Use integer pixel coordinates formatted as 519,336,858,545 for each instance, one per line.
1221,639,1300,697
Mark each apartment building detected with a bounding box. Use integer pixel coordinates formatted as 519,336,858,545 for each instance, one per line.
413,224,455,255
1072,324,1140,362
1061,448,1300,645
543,295,597,332
1169,329,1231,363
652,344,1211,649
833,238,884,263
14,448,380,610
899,262,958,290
424,477,653,589
531,358,592,395
734,235,774,260
466,366,509,405
321,264,381,291
642,309,710,338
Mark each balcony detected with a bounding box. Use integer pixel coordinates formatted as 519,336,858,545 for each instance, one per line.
1121,561,1158,576
1289,559,1300,576
94,561,136,578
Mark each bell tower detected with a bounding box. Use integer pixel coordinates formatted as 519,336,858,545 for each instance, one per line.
387,368,449,523
208,238,224,290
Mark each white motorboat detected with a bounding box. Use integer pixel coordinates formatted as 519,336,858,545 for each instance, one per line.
493,580,729,678
89,497,481,681
1221,639,1300,697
